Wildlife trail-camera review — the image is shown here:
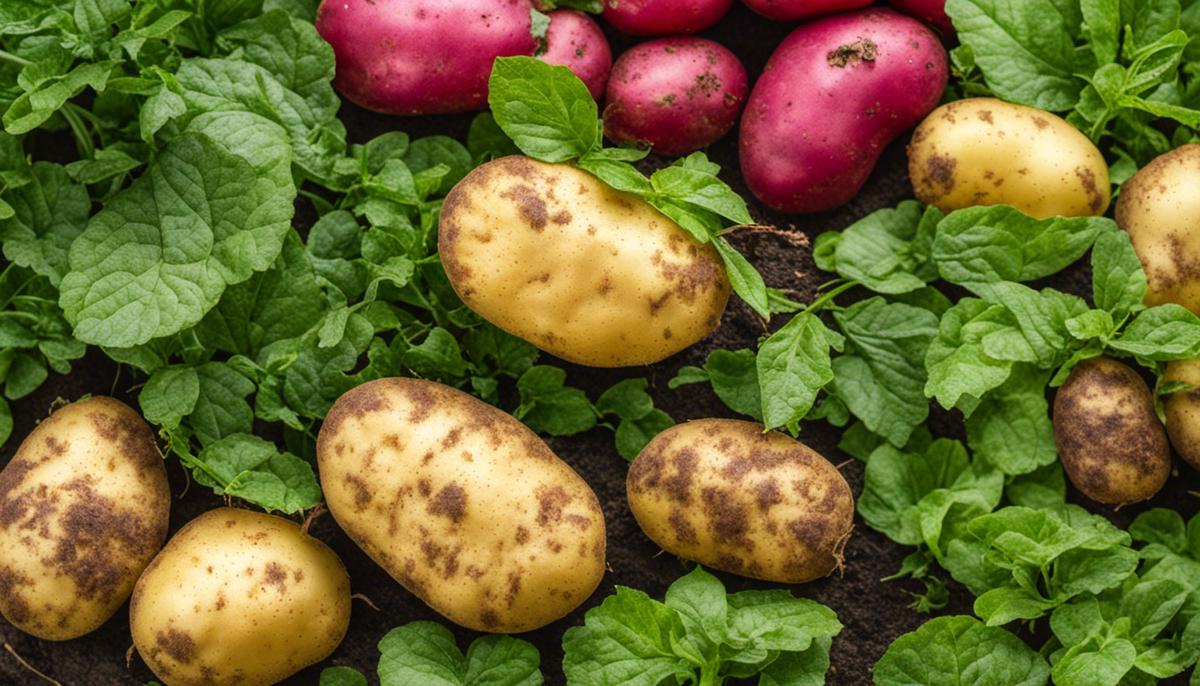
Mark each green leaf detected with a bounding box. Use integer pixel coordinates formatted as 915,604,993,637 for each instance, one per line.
650,154,752,225
933,207,1112,285
1108,304,1200,359
0,161,89,286
873,615,1050,686
945,0,1084,111
1091,229,1147,320
924,298,1017,413
595,378,654,421
969,282,1089,368
4,61,116,135
319,666,367,686
139,366,201,430
562,587,693,686
826,201,936,294
188,361,255,445
515,366,596,436
676,348,762,421
0,397,11,448
64,148,142,185
216,9,338,117
615,409,673,461
4,353,46,400
712,236,769,318
965,365,1057,475
488,56,598,163
832,298,938,447
757,313,837,432
60,112,295,347
192,433,321,513
467,113,520,160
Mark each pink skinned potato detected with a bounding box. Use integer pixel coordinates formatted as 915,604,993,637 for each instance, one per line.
741,0,873,22
739,8,948,213
889,0,954,36
602,0,733,36
604,37,748,156
316,0,536,115
540,10,613,101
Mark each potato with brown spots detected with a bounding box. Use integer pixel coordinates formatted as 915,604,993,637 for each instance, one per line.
317,377,606,632
439,155,729,367
130,508,350,686
1053,357,1170,505
1115,145,1200,312
627,418,854,583
908,98,1110,219
0,396,168,640
1164,359,1200,470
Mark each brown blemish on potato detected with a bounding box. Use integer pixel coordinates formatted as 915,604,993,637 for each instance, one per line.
536,485,573,527
925,154,956,192
155,628,196,664
214,592,227,611
53,479,159,600
344,474,372,511
515,525,530,545
264,561,288,593
668,509,698,544
417,478,432,498
663,327,673,340
977,110,994,124
499,184,549,231
427,482,467,524
648,292,671,313
441,427,462,448
44,436,68,456
597,275,613,295
700,486,752,548
320,381,390,438
480,608,500,629
662,449,698,504
85,408,160,473
404,380,437,423
1074,166,1103,212
754,479,783,511
650,247,727,304
551,209,571,224
827,38,878,67
0,568,31,623
1032,116,1049,129
505,571,522,606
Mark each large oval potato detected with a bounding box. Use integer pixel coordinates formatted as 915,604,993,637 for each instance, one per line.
439,155,729,367
0,396,168,640
1165,359,1200,470
130,508,350,686
1053,357,1170,505
909,98,1110,219
627,418,854,583
1115,144,1200,312
317,378,606,632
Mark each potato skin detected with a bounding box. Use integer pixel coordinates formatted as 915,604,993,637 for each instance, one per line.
627,419,854,583
742,0,873,21
130,508,350,686
0,396,168,640
540,10,612,101
1165,359,1200,470
601,0,732,36
1115,145,1200,312
739,9,947,213
317,378,606,632
439,156,730,367
1053,357,1170,505
604,37,748,156
909,98,1110,219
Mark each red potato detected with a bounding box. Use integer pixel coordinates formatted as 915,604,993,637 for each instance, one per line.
742,0,872,22
604,37,748,155
602,0,733,36
890,0,954,36
316,0,537,115
540,10,613,100
739,8,948,213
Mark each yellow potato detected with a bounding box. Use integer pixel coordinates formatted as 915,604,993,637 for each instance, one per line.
1053,357,1170,505
130,508,350,686
627,418,854,583
1165,359,1200,470
317,378,606,632
439,155,730,367
1115,144,1200,312
0,396,168,640
908,98,1110,219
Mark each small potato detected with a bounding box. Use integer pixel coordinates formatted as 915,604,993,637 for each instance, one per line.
1165,359,1200,470
1053,357,1170,505
130,508,350,686
540,10,612,101
1115,145,1200,312
627,419,854,583
439,155,730,367
909,98,1110,219
317,378,606,632
0,396,168,640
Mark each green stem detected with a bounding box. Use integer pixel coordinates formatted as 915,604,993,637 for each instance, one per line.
59,104,94,160
0,49,33,67
801,280,859,316
698,664,722,686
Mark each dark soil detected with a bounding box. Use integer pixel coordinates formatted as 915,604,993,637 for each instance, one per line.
2,4,1197,685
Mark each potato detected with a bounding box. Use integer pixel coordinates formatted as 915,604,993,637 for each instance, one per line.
740,9,947,213
1115,144,1200,312
317,378,606,632
0,396,168,640
909,98,1110,219
601,0,732,36
1053,357,1170,505
439,155,730,367
130,508,350,686
1165,359,1200,470
627,418,854,583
